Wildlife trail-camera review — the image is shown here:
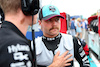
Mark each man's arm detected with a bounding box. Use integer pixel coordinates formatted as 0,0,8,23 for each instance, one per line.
73,37,90,67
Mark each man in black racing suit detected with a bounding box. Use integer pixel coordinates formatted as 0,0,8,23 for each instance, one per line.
0,0,39,67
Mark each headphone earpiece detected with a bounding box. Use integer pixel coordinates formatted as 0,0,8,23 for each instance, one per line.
21,0,40,16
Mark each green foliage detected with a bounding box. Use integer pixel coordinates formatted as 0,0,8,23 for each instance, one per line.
91,13,96,16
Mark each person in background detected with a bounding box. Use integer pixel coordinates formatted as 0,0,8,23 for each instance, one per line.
81,18,87,40
76,18,82,39
35,5,90,67
70,18,76,36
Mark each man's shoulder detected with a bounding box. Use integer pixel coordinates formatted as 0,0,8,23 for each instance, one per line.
35,36,42,40
35,36,42,43
61,33,72,38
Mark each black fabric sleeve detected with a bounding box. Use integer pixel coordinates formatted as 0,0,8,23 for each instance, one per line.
73,37,90,67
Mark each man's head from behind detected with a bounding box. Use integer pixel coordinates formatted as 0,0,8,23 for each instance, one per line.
0,0,39,26
38,5,64,38
0,0,21,15
72,18,75,20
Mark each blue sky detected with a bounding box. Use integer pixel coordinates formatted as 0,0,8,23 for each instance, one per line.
40,0,100,18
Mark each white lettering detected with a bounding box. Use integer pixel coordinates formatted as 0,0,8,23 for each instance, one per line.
80,51,85,57
12,45,18,52
7,44,30,53
27,61,32,67
10,62,25,67
8,46,12,53
10,61,32,67
14,52,29,61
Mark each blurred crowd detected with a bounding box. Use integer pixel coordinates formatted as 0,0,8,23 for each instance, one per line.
69,17,88,41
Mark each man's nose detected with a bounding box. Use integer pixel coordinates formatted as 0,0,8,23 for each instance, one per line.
52,21,57,25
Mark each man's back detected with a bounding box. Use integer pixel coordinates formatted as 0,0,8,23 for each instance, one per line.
70,20,75,29
0,21,33,67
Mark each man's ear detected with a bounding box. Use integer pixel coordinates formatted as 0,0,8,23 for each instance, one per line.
38,20,41,25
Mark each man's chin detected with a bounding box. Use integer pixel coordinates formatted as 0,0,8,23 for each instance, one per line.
50,31,59,36
49,29,59,34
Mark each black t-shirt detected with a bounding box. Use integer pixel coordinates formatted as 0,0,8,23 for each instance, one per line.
0,21,33,67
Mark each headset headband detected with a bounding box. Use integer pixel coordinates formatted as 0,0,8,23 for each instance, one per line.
21,0,40,16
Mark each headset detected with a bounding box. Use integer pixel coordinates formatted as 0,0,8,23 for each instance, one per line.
21,0,40,16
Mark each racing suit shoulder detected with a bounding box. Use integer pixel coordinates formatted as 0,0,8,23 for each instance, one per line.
0,25,33,67
73,37,90,67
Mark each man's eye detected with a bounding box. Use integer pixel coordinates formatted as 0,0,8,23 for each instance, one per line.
47,19,51,22
55,18,59,21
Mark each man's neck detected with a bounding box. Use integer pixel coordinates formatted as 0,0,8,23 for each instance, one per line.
43,33,61,40
5,12,28,36
43,32,60,38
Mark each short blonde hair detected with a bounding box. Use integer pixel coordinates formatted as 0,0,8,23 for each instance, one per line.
0,0,21,14
77,18,81,21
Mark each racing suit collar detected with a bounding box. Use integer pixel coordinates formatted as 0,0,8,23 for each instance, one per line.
1,21,28,41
